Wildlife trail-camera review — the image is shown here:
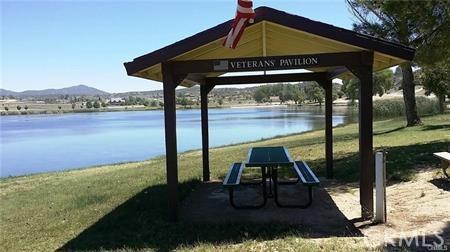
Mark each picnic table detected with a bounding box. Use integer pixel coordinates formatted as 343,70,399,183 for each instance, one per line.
433,152,450,178
223,146,320,209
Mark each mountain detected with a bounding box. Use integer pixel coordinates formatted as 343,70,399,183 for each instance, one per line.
0,85,109,97
0,89,19,97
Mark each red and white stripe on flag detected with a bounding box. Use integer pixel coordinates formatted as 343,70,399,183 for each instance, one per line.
223,0,256,49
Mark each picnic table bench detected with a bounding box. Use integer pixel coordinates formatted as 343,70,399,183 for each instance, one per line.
433,152,450,178
223,146,320,209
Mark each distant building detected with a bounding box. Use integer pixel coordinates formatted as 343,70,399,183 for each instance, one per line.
108,97,125,104
269,96,280,103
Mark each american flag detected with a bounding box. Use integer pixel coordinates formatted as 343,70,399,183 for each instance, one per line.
223,0,256,49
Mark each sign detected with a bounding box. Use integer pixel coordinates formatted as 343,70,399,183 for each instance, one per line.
213,56,319,72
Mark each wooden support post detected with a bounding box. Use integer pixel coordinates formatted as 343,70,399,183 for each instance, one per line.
348,63,374,220
359,66,374,220
162,62,179,221
200,84,214,182
324,79,333,179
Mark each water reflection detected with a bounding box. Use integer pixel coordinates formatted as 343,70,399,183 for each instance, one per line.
0,106,354,177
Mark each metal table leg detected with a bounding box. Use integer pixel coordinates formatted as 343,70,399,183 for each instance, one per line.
228,166,268,209
273,168,313,208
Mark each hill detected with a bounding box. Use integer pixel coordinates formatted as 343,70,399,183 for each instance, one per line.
0,85,109,97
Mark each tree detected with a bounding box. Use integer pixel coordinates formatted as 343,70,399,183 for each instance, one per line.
101,102,107,108
4,106,8,112
292,89,306,105
218,98,223,106
58,106,62,110
72,103,76,110
177,97,193,108
279,85,294,103
86,101,93,109
311,86,325,106
373,69,394,96
342,69,394,104
253,87,268,103
93,101,100,109
346,0,449,126
419,63,450,113
16,105,21,111
304,83,325,105
342,78,359,105
24,105,28,110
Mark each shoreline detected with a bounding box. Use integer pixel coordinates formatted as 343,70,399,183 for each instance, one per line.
0,103,326,116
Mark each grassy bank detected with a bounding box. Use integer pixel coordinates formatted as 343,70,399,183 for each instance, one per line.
0,114,449,251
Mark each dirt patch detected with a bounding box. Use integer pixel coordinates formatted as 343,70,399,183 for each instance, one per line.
328,169,450,249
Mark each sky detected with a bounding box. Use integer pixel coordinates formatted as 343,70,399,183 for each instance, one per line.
1,0,355,93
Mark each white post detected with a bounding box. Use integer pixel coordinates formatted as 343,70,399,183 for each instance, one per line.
375,151,386,223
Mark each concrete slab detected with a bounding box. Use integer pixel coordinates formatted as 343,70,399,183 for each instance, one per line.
180,181,361,238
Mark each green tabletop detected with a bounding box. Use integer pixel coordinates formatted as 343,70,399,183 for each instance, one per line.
245,146,294,167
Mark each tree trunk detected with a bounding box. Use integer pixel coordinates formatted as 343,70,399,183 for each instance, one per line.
438,94,445,114
400,62,422,126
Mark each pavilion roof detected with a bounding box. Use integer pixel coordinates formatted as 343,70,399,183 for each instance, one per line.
124,6,415,87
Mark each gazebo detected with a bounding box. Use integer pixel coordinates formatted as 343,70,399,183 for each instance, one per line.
124,6,415,221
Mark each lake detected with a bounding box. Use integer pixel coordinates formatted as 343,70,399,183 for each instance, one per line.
0,106,355,177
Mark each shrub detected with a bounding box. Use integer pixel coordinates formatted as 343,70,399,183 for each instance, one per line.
17,105,21,111
372,97,439,118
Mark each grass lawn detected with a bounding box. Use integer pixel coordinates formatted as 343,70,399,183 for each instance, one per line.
0,114,448,251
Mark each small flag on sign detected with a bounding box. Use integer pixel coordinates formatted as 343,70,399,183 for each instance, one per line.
223,0,256,49
213,60,229,71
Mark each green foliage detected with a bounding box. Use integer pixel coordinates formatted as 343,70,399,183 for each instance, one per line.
346,0,449,66
4,106,8,111
342,69,394,103
252,83,331,105
86,101,93,109
342,79,359,105
304,83,324,105
419,63,450,113
72,103,76,109
218,98,223,106
101,102,107,108
16,105,21,111
177,96,194,108
24,105,28,110
292,89,306,104
253,84,300,103
371,97,440,118
373,69,394,96
93,101,100,109
345,0,448,125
